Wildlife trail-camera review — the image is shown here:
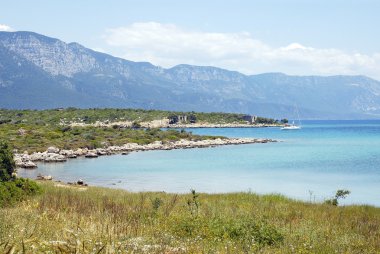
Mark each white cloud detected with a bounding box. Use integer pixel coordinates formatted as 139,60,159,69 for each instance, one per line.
103,22,380,79
0,24,13,32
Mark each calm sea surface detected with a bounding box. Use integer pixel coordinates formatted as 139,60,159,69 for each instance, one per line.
19,120,380,206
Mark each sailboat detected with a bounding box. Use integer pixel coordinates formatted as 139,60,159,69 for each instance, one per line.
281,104,301,130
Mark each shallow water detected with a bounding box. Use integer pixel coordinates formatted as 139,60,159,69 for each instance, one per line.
19,120,380,206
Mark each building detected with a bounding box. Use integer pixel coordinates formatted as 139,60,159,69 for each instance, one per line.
242,115,257,124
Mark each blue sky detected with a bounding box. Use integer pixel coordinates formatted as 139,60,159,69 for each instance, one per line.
1,0,380,78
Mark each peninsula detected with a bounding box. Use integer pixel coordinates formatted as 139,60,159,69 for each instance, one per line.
0,108,279,168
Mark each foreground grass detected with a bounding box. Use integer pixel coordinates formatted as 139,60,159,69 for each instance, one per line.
1,183,379,253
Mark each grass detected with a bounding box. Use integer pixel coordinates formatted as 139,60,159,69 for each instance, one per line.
0,182,379,253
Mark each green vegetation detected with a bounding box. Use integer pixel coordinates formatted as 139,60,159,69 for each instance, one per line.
325,189,351,206
0,108,278,125
0,183,379,253
0,141,15,181
0,142,40,207
0,124,221,153
0,108,278,153
0,109,229,152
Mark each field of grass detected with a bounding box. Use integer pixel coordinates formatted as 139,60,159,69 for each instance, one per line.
0,182,379,253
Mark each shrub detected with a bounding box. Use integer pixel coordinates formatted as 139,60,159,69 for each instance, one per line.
131,121,141,129
151,197,163,213
171,216,283,247
0,178,41,207
0,141,16,181
0,141,41,207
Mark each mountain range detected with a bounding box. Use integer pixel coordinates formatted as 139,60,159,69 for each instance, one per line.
1,31,380,119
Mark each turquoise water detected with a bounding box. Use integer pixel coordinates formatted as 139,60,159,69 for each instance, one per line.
19,120,380,206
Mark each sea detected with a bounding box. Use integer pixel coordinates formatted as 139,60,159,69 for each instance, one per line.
18,120,380,206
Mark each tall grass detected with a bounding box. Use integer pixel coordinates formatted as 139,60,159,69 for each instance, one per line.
0,182,379,253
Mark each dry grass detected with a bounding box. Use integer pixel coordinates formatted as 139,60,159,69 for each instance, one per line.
1,182,379,253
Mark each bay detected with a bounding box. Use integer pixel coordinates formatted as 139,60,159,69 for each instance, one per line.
18,120,380,206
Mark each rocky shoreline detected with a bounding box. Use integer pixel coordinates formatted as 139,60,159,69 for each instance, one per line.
14,137,276,168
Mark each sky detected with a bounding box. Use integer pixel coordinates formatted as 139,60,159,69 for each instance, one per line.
1,0,380,79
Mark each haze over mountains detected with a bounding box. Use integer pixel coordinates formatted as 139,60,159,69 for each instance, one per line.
1,31,380,119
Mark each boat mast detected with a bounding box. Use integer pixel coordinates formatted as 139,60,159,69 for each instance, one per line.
295,104,301,126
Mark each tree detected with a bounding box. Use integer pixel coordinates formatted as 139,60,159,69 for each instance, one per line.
325,189,351,206
0,141,16,181
188,114,197,123
131,121,141,129
280,118,289,124
168,114,179,124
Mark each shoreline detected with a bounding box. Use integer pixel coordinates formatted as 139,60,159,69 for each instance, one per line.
68,120,283,129
14,137,277,169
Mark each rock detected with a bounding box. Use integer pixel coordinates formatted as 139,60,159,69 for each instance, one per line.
44,153,67,162
121,152,129,155
47,146,60,153
23,161,38,168
18,128,26,136
85,152,98,158
59,149,77,158
74,148,88,156
14,153,37,168
96,148,107,155
37,174,52,180
77,179,84,185
29,152,45,161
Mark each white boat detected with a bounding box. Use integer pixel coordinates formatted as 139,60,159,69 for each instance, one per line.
281,121,301,130
281,105,302,130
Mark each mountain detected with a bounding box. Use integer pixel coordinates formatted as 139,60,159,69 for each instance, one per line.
1,31,380,119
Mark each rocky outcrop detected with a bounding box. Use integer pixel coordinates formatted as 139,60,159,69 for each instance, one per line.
85,152,98,158
27,150,67,162
47,146,60,153
14,153,37,168
14,138,276,168
37,174,53,180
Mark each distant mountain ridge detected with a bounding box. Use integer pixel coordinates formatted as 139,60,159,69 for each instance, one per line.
1,31,380,119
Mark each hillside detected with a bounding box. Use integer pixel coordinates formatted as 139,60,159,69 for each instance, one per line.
1,31,380,119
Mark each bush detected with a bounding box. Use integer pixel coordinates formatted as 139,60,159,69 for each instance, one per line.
0,178,41,207
171,216,283,247
0,141,41,207
0,141,16,181
131,121,141,129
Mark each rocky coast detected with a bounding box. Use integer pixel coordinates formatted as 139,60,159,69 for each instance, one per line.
14,137,276,168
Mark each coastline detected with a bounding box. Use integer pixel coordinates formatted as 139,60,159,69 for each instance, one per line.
14,137,277,169
69,120,283,129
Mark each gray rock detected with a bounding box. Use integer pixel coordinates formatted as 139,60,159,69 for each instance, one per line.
47,146,60,153
85,152,98,158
